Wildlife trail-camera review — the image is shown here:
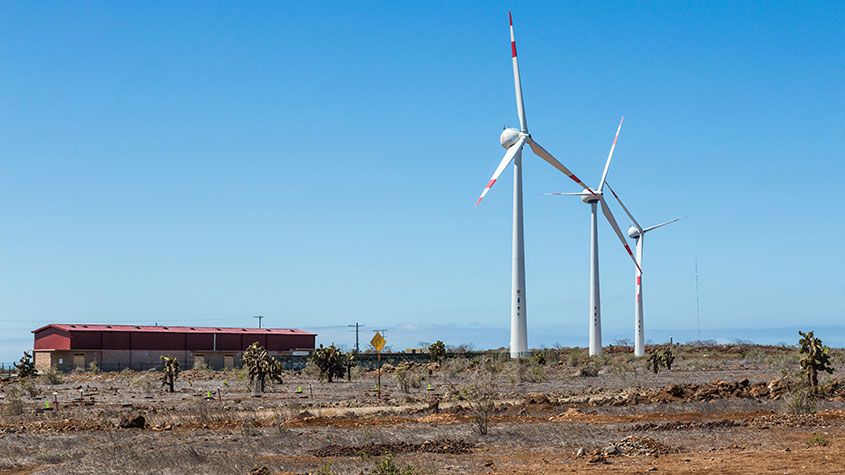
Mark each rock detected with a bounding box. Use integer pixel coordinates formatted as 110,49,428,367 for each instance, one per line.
588,453,609,464
118,414,146,429
576,447,586,457
250,466,270,475
604,445,621,456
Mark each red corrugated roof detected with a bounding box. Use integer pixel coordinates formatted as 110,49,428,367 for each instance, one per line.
32,323,316,336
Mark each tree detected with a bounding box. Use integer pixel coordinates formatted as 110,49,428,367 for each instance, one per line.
160,356,180,392
428,340,447,363
311,344,346,382
799,331,834,392
242,342,284,392
14,351,37,378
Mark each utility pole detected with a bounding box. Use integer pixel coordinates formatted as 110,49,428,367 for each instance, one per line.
254,315,265,329
348,322,365,353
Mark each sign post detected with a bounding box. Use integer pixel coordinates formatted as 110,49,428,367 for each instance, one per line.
370,332,386,399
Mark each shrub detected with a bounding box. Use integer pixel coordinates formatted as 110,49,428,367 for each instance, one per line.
369,455,414,475
42,367,63,385
532,351,547,366
784,387,816,414
395,362,421,393
807,433,829,447
88,361,99,373
2,385,25,416
19,378,41,398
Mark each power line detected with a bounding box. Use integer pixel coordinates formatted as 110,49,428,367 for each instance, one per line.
254,315,265,329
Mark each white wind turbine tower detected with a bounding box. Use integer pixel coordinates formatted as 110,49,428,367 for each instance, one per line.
544,117,642,356
605,184,683,357
476,12,597,359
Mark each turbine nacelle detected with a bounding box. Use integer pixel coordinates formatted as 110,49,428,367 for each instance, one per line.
580,188,601,204
627,226,641,239
499,127,523,149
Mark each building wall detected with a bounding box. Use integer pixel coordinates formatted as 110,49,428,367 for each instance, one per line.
41,349,296,372
33,328,70,350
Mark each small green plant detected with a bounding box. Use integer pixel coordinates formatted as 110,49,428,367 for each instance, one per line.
14,351,37,378
242,342,284,392
428,340,446,363
369,454,414,475
160,356,180,393
532,351,547,366
88,361,99,373
799,331,835,393
806,433,829,447
310,344,346,382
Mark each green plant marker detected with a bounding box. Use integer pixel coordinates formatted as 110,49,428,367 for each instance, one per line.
44,400,50,409
207,391,212,399
427,383,433,391
295,385,303,393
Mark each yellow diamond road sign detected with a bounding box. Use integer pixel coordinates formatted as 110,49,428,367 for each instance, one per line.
370,332,386,352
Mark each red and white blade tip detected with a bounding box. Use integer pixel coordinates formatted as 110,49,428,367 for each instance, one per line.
475,179,497,206
508,11,513,26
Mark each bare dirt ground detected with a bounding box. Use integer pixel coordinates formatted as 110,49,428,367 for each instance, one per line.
2,345,845,474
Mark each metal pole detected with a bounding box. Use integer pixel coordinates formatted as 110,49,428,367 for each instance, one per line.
695,258,701,340
589,201,602,356
510,149,527,359
254,315,264,329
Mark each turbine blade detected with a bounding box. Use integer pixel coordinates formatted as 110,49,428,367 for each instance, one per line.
600,197,642,272
509,11,527,132
475,137,527,206
597,116,624,192
605,182,642,232
644,217,684,233
528,139,595,194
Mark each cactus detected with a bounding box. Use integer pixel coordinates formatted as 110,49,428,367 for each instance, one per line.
428,340,447,363
646,346,674,374
345,351,356,382
160,356,180,393
661,347,675,370
799,331,834,392
646,350,661,374
14,351,37,378
242,342,283,393
311,344,346,382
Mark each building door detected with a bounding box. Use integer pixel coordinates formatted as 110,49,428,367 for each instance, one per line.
73,354,85,371
224,354,234,370
193,354,206,369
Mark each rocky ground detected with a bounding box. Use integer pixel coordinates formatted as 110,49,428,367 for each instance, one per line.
1,344,844,474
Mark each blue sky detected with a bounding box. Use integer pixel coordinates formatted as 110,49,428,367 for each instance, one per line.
1,2,843,362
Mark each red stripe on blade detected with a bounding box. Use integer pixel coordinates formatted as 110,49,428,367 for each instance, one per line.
509,11,513,26
486,178,496,189
636,276,642,285
625,245,634,256
511,42,517,57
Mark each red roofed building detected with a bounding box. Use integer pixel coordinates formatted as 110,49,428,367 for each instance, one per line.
32,324,317,371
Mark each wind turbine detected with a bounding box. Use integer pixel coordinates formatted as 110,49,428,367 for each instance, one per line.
544,117,642,356
605,184,683,357
476,12,596,359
